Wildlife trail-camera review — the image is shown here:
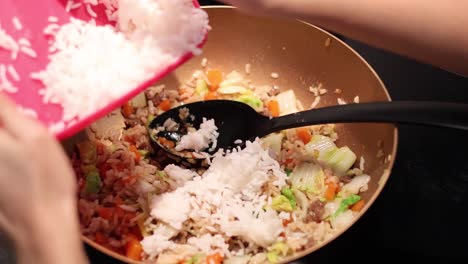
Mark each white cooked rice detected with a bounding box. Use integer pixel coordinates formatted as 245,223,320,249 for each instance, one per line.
12,17,23,31
7,65,20,81
18,38,31,47
86,4,98,18
310,96,321,109
175,118,219,152
0,22,20,60
32,0,209,130
48,16,59,23
20,46,37,58
0,64,18,93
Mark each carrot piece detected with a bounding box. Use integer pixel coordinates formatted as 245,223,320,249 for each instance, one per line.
324,181,339,201
122,174,138,186
204,91,218,100
96,142,105,155
282,213,293,226
125,235,143,261
122,102,134,118
267,100,280,117
98,207,114,220
94,232,108,244
282,218,293,227
129,145,141,163
206,69,223,91
296,127,312,144
206,252,224,264
159,99,172,111
158,137,176,149
351,200,365,212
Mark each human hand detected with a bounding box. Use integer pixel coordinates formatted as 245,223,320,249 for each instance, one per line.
0,94,87,264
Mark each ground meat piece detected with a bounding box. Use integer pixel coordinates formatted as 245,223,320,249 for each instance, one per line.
340,175,353,184
306,200,325,222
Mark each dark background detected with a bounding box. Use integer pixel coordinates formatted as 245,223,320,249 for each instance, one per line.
90,1,468,263
2,1,467,263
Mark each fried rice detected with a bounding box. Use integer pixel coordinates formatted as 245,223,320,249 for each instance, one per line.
73,68,371,264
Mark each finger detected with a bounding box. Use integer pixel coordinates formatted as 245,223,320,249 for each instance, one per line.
0,94,46,139
0,213,15,241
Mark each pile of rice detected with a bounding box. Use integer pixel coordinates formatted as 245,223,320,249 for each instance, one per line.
1,0,209,132
73,68,372,264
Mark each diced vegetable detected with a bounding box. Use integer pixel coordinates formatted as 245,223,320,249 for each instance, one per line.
280,188,296,209
195,78,209,95
218,85,247,95
81,164,97,175
219,71,244,88
158,137,176,149
340,175,371,196
260,132,284,155
76,141,97,164
138,149,150,158
84,171,102,194
159,99,172,111
293,189,309,210
129,145,141,163
125,235,143,261
187,254,204,264
236,95,264,112
147,114,155,127
303,135,337,163
268,242,290,256
267,100,280,117
207,69,223,91
206,252,223,264
98,207,113,220
327,146,357,176
330,210,354,230
333,194,361,218
296,127,312,144
304,136,357,176
122,102,134,118
267,242,290,263
266,252,279,264
271,195,294,212
289,162,325,194
275,90,298,115
204,91,218,100
130,92,147,108
285,168,292,176
137,215,150,237
324,181,339,201
351,199,365,212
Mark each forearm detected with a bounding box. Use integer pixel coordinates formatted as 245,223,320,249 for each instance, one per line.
274,0,468,76
16,201,88,264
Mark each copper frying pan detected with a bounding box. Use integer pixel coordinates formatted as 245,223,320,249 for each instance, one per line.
62,6,398,264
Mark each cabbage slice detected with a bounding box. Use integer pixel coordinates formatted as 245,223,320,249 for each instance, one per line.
290,162,325,194
275,89,298,115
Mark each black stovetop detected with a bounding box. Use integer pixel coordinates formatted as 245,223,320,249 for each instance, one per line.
90,2,468,263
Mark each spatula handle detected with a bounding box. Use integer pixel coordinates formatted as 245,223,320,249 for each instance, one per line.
266,101,468,133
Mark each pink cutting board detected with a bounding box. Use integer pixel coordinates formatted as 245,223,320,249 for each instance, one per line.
0,0,206,140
